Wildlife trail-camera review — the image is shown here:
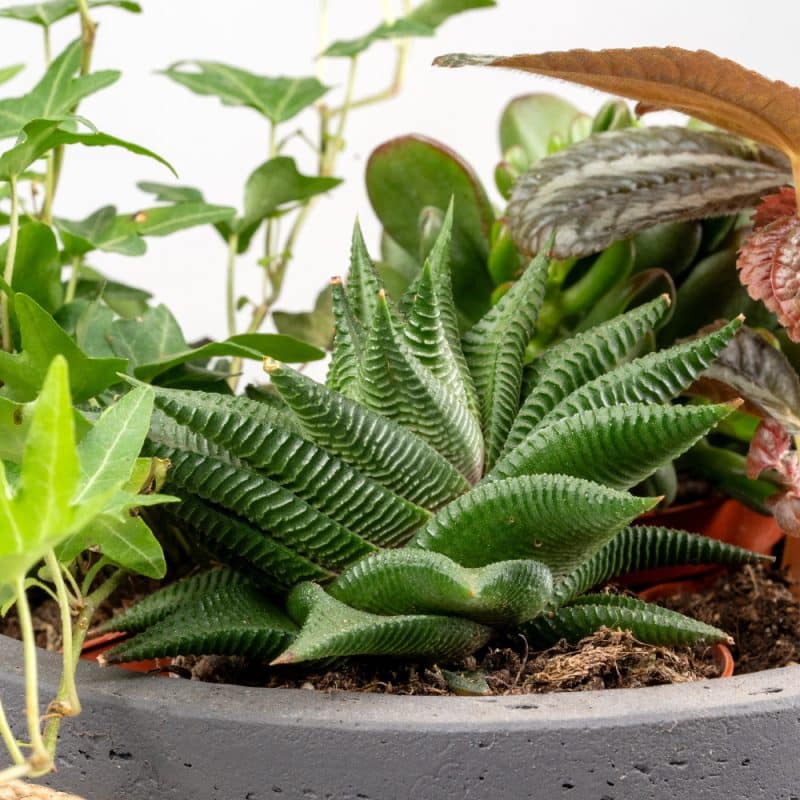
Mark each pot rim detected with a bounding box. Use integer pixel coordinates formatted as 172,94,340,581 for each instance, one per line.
1,633,797,734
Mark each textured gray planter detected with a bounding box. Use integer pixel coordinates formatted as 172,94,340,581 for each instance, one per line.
1,633,799,800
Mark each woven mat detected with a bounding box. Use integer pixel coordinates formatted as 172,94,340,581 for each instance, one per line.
0,782,86,800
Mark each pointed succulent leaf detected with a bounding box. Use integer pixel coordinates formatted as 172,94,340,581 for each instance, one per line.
509,295,671,453
553,525,771,605
357,290,484,482
538,317,742,427
272,582,491,664
345,221,383,327
161,494,332,588
526,593,731,647
265,359,469,509
462,250,549,468
100,568,246,633
144,430,376,571
500,126,790,258
491,402,735,490
103,582,296,664
328,548,553,626
413,474,655,572
148,384,429,546
326,277,365,399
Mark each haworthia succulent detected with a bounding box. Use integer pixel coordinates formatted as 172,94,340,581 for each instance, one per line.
326,277,365,399
507,126,791,258
490,402,735,489
462,250,549,469
357,291,484,482
148,384,429,546
328,548,553,626
525,593,731,647
346,220,383,327
265,359,470,508
508,295,672,452
412,474,656,572
272,582,492,664
551,525,771,606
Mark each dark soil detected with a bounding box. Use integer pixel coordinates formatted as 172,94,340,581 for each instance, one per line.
663,562,800,673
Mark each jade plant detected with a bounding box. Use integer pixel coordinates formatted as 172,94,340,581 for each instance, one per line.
100,209,767,668
0,356,173,782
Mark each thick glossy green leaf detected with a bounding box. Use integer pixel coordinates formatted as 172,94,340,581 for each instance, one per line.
273,582,491,664
357,290,484,482
4,221,62,312
103,581,296,664
553,525,771,605
0,1,139,26
273,285,334,351
491,402,734,490
463,251,548,468
366,135,494,322
241,156,340,229
0,295,126,402
632,221,703,277
506,126,790,258
510,296,671,452
162,61,329,123
163,494,332,588
537,317,742,427
266,359,469,509
499,93,586,165
526,593,731,647
145,427,377,571
413,474,655,572
100,568,247,633
148,385,429,546
329,548,552,626
0,41,118,139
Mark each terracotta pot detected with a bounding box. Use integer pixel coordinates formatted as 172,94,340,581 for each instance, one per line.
623,497,783,587
80,633,159,674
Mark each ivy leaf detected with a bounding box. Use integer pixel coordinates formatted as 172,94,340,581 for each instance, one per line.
241,156,341,229
3,221,62,312
0,118,176,180
107,304,187,367
0,1,140,27
324,19,435,58
692,326,800,433
0,294,126,402
0,40,119,139
0,64,24,87
273,285,334,350
406,0,495,28
433,47,800,188
136,181,204,204
162,61,329,124
56,205,144,257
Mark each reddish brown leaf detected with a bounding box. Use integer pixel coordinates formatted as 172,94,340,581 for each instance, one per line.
434,48,800,189
753,187,796,229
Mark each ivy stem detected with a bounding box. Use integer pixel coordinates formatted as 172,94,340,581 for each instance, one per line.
42,26,52,66
0,696,24,766
2,174,19,352
44,552,80,718
225,231,239,339
14,576,51,776
76,0,96,76
64,255,81,304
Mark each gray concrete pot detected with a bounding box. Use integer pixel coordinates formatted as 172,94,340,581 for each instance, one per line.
1,633,798,800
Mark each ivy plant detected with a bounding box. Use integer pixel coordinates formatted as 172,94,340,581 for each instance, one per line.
100,209,767,668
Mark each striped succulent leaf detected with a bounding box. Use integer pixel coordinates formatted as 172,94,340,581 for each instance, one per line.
114,212,758,666
506,126,791,258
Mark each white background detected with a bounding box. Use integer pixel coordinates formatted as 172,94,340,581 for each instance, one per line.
3,0,800,346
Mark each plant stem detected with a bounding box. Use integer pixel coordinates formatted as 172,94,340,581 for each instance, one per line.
76,0,96,76
64,256,81,304
225,232,239,339
2,174,19,352
44,552,80,718
43,26,52,66
14,577,50,776
0,696,24,766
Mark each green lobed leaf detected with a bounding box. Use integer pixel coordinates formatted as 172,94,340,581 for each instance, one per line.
162,61,329,124
0,294,126,402
328,548,553,626
323,18,434,58
4,221,62,313
0,1,140,27
241,156,341,229
462,250,549,468
273,582,491,664
273,284,334,351
490,402,735,490
509,295,671,453
413,474,656,572
506,126,791,258
526,593,731,647
103,581,296,664
265,359,470,509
